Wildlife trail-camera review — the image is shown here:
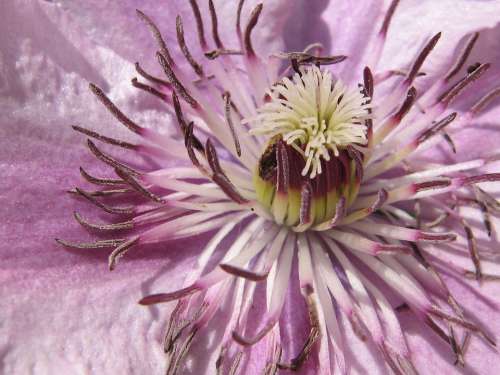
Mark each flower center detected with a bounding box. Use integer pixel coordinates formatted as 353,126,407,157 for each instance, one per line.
249,67,371,227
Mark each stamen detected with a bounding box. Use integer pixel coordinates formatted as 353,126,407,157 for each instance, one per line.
404,32,441,86
208,0,224,49
293,181,313,232
222,92,242,157
79,166,125,186
417,112,457,144
188,0,207,50
172,92,204,152
184,122,208,174
131,77,168,101
219,263,268,281
114,167,165,204
176,15,204,76
444,32,479,82
89,83,144,135
205,49,244,60
136,9,174,66
236,0,245,40
135,62,171,87
461,218,482,280
74,187,134,215
243,3,263,57
379,0,400,36
470,87,500,116
108,236,140,270
73,212,134,232
274,52,347,66
363,66,374,98
439,63,490,106
86,139,140,177
67,187,132,197
228,352,243,375
72,125,137,150
205,139,249,204
157,52,198,108
55,238,125,249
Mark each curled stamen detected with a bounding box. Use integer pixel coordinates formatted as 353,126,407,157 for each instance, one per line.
222,92,242,157
86,139,140,177
461,218,482,280
442,132,457,153
74,187,134,215
89,83,144,135
139,285,201,305
72,125,137,150
79,167,124,186
243,3,263,57
108,236,140,270
73,212,134,232
205,139,249,204
176,15,204,77
172,92,204,152
131,78,168,101
135,62,171,87
114,167,165,204
157,52,198,108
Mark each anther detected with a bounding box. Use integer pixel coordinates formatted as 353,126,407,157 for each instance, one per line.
208,0,224,49
404,32,441,86
79,166,125,186
89,83,144,135
244,3,263,57
136,9,174,66
108,236,140,270
444,32,479,82
188,0,207,50
222,92,242,156
86,139,140,177
157,52,198,108
131,78,167,101
176,15,204,77
72,125,137,150
134,62,171,87
74,187,135,215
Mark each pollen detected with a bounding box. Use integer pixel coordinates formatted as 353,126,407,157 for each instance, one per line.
249,66,371,178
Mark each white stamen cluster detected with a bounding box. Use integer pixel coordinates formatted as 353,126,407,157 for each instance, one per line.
249,66,371,178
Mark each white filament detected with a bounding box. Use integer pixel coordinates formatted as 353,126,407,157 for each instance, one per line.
248,66,370,178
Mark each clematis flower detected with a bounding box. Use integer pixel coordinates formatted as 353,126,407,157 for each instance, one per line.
3,0,500,374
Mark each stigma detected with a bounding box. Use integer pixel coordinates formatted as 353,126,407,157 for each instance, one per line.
250,66,370,227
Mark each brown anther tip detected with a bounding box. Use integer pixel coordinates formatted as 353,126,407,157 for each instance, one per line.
232,330,251,346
